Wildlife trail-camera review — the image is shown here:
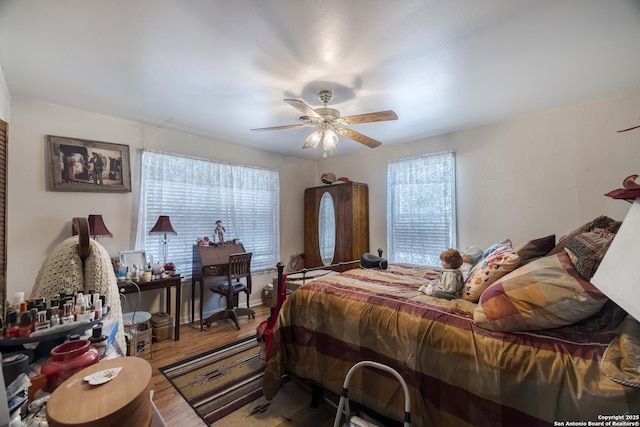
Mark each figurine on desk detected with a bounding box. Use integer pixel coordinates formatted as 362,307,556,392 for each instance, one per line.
214,220,226,244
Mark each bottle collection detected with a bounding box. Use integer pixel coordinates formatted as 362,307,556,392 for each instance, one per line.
2,290,109,339
115,261,164,282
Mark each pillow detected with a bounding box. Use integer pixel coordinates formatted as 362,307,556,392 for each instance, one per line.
473,252,609,332
563,228,615,280
461,246,520,302
513,234,555,265
482,238,512,259
461,246,483,265
547,215,621,256
555,299,627,335
464,239,512,282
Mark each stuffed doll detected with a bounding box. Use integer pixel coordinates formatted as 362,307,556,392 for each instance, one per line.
214,220,226,244
419,248,464,300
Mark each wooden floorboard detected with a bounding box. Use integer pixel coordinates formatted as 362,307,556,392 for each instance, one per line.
143,304,271,427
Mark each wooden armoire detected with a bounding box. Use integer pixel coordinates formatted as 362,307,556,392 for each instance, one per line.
304,181,369,268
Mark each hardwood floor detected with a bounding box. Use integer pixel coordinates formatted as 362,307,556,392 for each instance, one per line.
144,304,271,426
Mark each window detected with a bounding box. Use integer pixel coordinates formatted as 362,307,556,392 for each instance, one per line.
387,152,456,266
135,150,280,277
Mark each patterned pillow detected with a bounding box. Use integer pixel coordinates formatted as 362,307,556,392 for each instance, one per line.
547,215,621,256
464,239,512,282
482,238,512,259
461,246,520,302
563,228,615,280
473,252,609,332
513,234,555,265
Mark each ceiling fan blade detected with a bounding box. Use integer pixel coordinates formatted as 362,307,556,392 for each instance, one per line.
251,124,308,131
342,110,398,125
284,99,322,119
336,128,382,148
617,124,640,133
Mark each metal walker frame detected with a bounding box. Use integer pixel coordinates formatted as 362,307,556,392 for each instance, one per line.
333,360,411,427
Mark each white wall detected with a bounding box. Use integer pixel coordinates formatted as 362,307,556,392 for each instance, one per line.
321,93,640,254
6,92,640,324
7,96,319,323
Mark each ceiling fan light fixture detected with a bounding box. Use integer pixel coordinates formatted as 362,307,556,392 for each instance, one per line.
322,128,338,151
304,130,322,148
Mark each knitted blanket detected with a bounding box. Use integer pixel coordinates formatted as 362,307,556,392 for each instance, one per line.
31,236,126,352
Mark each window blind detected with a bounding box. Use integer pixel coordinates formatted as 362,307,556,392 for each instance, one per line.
136,150,280,277
387,152,456,266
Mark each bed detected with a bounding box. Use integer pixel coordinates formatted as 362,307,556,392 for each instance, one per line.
263,220,640,426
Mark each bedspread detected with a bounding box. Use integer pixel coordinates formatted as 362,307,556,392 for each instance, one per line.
263,264,640,427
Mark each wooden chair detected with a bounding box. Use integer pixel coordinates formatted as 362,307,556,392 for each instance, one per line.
204,252,255,329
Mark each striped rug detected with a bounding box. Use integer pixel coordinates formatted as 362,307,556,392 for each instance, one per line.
160,336,335,426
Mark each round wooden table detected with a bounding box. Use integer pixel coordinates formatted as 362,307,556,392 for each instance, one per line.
47,356,152,427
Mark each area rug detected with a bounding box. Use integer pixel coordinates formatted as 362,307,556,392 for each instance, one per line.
160,336,335,426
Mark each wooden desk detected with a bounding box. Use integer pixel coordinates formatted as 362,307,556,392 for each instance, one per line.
119,275,182,340
191,242,244,330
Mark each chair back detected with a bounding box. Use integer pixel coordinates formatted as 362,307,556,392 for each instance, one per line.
228,252,252,290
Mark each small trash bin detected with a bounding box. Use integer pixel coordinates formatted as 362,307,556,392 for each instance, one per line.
150,312,174,342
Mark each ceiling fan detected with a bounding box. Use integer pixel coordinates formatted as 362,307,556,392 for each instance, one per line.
251,90,398,158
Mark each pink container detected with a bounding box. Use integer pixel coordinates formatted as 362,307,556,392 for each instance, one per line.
40,339,99,391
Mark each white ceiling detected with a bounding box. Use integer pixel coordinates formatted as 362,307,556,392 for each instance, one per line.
1,0,639,160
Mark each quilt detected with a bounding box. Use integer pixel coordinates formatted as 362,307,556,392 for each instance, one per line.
263,264,640,427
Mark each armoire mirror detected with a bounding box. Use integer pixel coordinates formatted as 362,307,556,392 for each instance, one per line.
318,192,336,266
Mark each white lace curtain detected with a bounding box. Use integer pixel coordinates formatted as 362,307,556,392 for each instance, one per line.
135,150,280,277
387,151,456,266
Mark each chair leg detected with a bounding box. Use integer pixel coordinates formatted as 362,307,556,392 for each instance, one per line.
246,292,254,319
229,310,240,330
204,288,255,329
204,309,234,328
203,293,228,327
234,307,255,324
238,290,254,321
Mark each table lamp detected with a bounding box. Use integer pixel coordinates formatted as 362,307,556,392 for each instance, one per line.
87,214,112,239
149,215,176,266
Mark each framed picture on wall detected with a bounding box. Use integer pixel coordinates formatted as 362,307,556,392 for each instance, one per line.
47,135,132,192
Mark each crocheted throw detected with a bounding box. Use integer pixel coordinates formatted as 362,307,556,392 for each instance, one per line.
31,236,126,351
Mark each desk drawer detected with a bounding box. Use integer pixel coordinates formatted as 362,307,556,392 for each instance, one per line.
203,265,223,276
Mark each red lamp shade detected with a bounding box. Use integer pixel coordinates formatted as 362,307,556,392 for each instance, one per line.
149,216,177,235
149,215,176,266
87,214,112,238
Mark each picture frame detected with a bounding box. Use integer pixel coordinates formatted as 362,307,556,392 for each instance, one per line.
118,250,147,268
47,135,132,192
